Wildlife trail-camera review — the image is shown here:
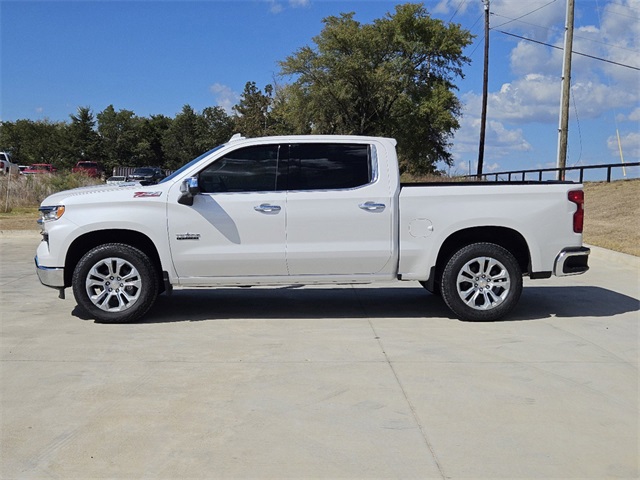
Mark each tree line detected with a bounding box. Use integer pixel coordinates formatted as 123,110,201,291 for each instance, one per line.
0,3,473,175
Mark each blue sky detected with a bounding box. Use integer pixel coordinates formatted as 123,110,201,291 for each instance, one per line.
1,0,638,179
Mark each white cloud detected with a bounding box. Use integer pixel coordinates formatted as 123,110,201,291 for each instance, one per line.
487,120,532,152
490,0,565,41
464,72,638,126
628,108,640,122
452,1,639,173
510,39,561,77
502,0,640,120
462,76,559,124
266,0,309,14
267,0,283,14
209,83,238,114
433,1,451,15
607,130,640,159
433,0,472,16
451,101,531,165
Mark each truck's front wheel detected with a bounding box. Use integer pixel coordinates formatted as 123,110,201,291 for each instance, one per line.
441,242,522,321
72,243,158,323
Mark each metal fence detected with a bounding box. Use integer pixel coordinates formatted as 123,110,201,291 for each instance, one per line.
110,167,174,178
462,162,640,183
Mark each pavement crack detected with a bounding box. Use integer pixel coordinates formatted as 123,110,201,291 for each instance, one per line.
351,286,447,479
367,318,448,480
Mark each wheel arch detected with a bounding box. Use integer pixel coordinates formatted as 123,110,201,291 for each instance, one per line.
64,229,163,288
430,226,531,288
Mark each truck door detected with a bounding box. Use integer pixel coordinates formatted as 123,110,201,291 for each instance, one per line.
285,143,394,276
167,145,288,280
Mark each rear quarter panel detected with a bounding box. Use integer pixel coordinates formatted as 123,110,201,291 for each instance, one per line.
398,183,583,280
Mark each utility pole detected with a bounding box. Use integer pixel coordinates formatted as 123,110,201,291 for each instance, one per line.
477,0,490,180
556,0,575,180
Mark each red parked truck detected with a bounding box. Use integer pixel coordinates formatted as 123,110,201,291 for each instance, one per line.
23,163,57,174
72,161,103,178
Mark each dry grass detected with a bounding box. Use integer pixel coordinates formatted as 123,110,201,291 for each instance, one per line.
1,175,638,257
583,179,639,256
0,173,100,231
1,173,100,213
0,207,40,231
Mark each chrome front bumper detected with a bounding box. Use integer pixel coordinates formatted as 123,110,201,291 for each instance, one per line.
35,256,65,288
554,247,590,277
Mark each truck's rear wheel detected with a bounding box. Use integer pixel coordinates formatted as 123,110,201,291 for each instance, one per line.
72,243,158,323
441,242,522,321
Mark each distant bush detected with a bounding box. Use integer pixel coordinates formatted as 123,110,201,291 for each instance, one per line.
0,173,100,213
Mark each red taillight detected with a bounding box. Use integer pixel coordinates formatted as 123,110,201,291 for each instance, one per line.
0,162,4,169
568,190,584,233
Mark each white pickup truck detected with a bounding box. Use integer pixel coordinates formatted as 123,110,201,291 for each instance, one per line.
35,134,590,323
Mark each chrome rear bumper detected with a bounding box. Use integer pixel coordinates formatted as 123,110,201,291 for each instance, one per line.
554,247,590,277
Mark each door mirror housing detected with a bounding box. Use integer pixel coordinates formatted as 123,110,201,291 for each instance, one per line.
178,177,200,206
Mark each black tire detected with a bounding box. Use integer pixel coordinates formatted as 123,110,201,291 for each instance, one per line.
440,242,522,321
72,243,158,323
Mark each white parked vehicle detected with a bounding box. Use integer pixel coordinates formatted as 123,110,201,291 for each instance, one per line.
105,175,129,185
35,134,590,323
0,151,19,175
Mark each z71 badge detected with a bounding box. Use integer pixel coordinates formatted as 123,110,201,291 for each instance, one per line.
133,192,162,198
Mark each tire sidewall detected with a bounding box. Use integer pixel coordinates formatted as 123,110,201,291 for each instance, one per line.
441,242,523,321
72,243,158,323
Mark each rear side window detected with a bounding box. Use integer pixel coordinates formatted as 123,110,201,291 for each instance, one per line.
199,145,280,193
288,144,371,191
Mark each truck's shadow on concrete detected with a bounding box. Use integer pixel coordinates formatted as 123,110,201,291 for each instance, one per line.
116,285,639,324
511,286,639,321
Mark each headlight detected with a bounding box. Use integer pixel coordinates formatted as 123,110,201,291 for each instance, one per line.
38,205,65,224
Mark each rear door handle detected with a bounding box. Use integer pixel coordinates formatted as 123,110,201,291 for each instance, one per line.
254,203,281,213
359,201,386,212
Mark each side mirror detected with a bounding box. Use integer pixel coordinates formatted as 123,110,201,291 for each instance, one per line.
178,177,200,206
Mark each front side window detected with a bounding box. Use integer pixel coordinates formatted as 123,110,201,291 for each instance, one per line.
288,144,371,191
199,145,280,193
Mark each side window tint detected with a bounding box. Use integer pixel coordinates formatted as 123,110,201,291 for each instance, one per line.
289,144,370,190
199,145,279,193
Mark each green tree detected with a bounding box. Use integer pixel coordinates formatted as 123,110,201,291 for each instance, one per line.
137,114,173,167
201,106,234,148
67,106,101,169
233,82,275,137
162,105,207,170
279,2,473,174
97,105,149,171
0,119,68,167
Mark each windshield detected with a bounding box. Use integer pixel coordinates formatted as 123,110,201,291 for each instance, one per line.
133,167,155,174
159,145,225,184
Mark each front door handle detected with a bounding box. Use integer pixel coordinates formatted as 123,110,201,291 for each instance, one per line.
254,203,282,213
359,201,386,212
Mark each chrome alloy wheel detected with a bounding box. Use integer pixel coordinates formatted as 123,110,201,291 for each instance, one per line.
85,257,142,312
456,256,511,311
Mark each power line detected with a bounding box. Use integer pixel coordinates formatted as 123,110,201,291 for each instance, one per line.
448,0,468,23
492,14,640,55
495,29,640,71
601,7,640,20
466,13,487,58
491,0,558,29
490,12,640,56
607,0,640,12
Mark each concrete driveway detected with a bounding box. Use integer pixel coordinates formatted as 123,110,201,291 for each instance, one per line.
1,234,638,479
